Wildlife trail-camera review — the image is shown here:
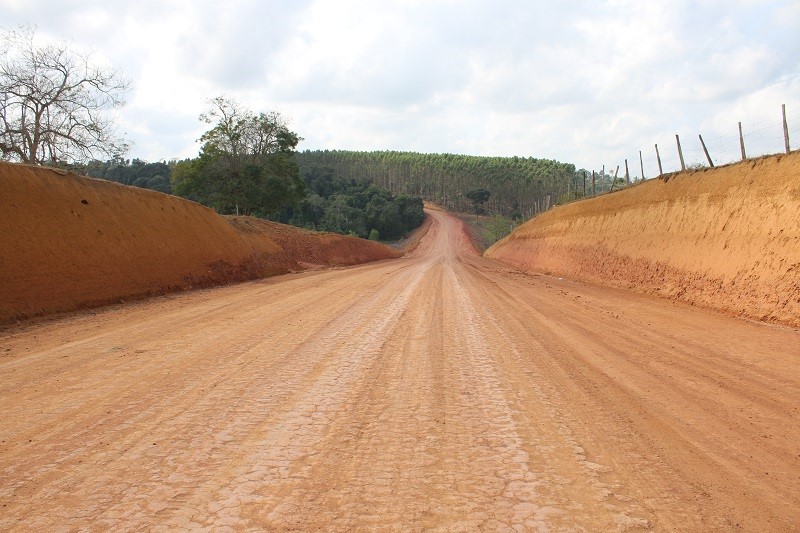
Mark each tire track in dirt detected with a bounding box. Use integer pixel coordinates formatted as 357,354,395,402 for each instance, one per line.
151,258,432,530
1,208,799,531
457,255,800,530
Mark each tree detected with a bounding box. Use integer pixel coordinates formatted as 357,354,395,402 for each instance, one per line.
466,188,491,221
0,26,129,164
173,96,306,216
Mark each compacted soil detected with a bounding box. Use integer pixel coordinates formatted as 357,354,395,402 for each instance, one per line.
1,209,799,531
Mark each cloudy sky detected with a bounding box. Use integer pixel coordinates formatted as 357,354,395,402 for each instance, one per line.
2,0,799,175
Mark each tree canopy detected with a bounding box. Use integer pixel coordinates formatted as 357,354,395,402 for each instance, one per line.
0,25,129,164
69,157,172,193
276,165,425,241
466,188,491,220
171,96,306,216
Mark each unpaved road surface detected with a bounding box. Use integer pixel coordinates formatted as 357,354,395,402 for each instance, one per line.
2,209,799,531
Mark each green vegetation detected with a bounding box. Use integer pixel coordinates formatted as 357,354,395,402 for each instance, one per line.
170,97,306,217
69,158,173,193
165,98,425,241
275,165,425,240
465,188,491,221
296,150,576,218
456,213,518,252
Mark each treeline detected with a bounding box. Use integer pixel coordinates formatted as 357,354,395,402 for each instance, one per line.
68,158,173,193
296,150,576,218
276,165,425,240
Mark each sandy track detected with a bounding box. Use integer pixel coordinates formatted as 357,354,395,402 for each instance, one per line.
1,209,798,531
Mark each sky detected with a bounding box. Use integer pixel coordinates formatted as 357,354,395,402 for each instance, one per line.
2,0,799,176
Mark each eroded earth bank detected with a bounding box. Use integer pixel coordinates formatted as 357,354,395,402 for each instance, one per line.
487,152,800,327
1,208,799,531
0,162,399,324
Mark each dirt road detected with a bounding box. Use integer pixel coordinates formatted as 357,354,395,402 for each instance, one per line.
2,209,799,531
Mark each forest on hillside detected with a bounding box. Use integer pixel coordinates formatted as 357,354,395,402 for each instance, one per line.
71,148,589,226
296,150,577,219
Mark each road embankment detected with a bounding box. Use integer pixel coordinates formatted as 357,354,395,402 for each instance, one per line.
0,162,400,323
486,152,800,327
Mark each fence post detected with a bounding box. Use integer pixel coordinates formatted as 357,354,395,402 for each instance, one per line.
676,134,686,171
655,144,663,176
739,121,747,160
699,134,714,167
583,170,586,197
625,159,630,185
783,104,791,153
592,170,596,196
639,150,645,180
609,165,620,192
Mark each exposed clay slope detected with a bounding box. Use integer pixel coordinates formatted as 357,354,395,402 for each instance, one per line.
486,152,800,327
0,163,399,323
228,216,402,269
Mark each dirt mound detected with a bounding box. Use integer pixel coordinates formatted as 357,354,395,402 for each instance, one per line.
0,162,400,323
486,152,800,327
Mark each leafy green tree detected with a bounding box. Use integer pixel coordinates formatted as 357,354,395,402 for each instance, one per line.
173,97,306,216
466,188,491,221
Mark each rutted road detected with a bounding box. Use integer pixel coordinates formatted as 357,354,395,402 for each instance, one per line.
1,209,799,531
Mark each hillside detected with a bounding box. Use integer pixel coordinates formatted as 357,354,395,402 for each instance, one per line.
486,152,800,327
0,162,400,323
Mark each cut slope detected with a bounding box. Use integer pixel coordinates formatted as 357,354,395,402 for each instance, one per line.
0,163,400,323
227,216,402,269
486,152,800,327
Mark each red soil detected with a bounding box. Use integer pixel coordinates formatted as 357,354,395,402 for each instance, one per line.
0,162,400,323
486,152,800,327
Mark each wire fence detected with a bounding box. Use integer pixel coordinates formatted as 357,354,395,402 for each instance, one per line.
582,104,798,194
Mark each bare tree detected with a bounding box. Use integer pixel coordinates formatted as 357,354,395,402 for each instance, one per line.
0,26,130,164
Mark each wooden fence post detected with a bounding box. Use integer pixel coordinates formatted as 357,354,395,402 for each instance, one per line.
739,121,747,160
592,170,596,196
625,159,630,184
583,170,586,197
639,150,645,180
676,134,685,171
655,144,663,176
783,104,791,153
699,134,714,167
609,165,620,192
601,165,605,193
